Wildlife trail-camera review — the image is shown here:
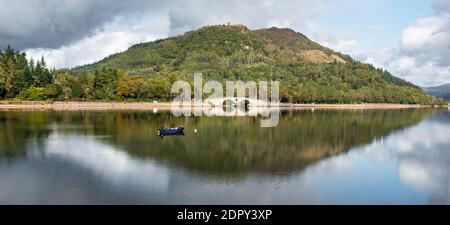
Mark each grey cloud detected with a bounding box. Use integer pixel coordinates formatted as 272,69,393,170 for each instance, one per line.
0,0,331,50
433,0,450,13
0,0,169,49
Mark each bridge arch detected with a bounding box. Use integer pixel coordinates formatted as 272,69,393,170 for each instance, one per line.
205,97,268,107
222,99,236,107
237,99,250,108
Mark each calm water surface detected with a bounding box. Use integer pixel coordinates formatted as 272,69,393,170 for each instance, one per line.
0,109,449,204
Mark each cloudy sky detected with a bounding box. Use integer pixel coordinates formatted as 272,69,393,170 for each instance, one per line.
0,0,449,87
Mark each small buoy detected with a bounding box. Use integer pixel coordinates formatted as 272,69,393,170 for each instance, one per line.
194,129,198,134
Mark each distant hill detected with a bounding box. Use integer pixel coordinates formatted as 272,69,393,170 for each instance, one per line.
423,84,450,100
65,24,443,104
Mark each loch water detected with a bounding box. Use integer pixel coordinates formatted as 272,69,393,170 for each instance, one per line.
0,109,449,204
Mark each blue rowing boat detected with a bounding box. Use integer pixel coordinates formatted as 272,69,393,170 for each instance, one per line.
158,127,184,136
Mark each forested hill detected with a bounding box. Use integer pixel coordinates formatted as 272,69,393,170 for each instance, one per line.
66,24,440,104
423,84,450,100
1,24,445,104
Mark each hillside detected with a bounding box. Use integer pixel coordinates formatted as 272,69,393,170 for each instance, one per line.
61,24,442,104
423,84,450,100
73,25,350,74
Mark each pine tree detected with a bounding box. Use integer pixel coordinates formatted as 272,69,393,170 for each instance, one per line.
0,49,5,98
12,52,31,95
33,59,43,86
40,56,53,86
28,58,35,75
4,45,17,98
33,57,52,87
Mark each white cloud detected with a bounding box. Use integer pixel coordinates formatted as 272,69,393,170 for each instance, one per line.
26,13,170,68
361,46,450,87
44,133,170,194
320,39,359,54
401,17,447,52
396,56,416,71
362,47,394,67
398,159,439,191
400,16,450,67
359,9,450,87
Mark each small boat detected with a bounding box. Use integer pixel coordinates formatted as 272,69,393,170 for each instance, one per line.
158,127,185,136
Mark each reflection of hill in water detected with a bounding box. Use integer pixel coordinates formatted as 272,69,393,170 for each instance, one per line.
0,109,433,176
112,110,432,176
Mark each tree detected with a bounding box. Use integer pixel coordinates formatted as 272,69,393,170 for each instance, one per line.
21,87,46,100
4,45,15,98
0,49,5,98
116,76,131,98
33,57,53,87
12,52,32,95
45,84,62,99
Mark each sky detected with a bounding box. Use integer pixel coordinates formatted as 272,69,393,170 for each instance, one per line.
0,0,449,87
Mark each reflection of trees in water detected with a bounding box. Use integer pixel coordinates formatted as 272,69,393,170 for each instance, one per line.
0,111,54,158
0,109,433,177
0,110,182,159
67,110,438,175
122,109,431,176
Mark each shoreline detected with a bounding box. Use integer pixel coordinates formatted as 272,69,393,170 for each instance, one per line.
0,101,446,110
